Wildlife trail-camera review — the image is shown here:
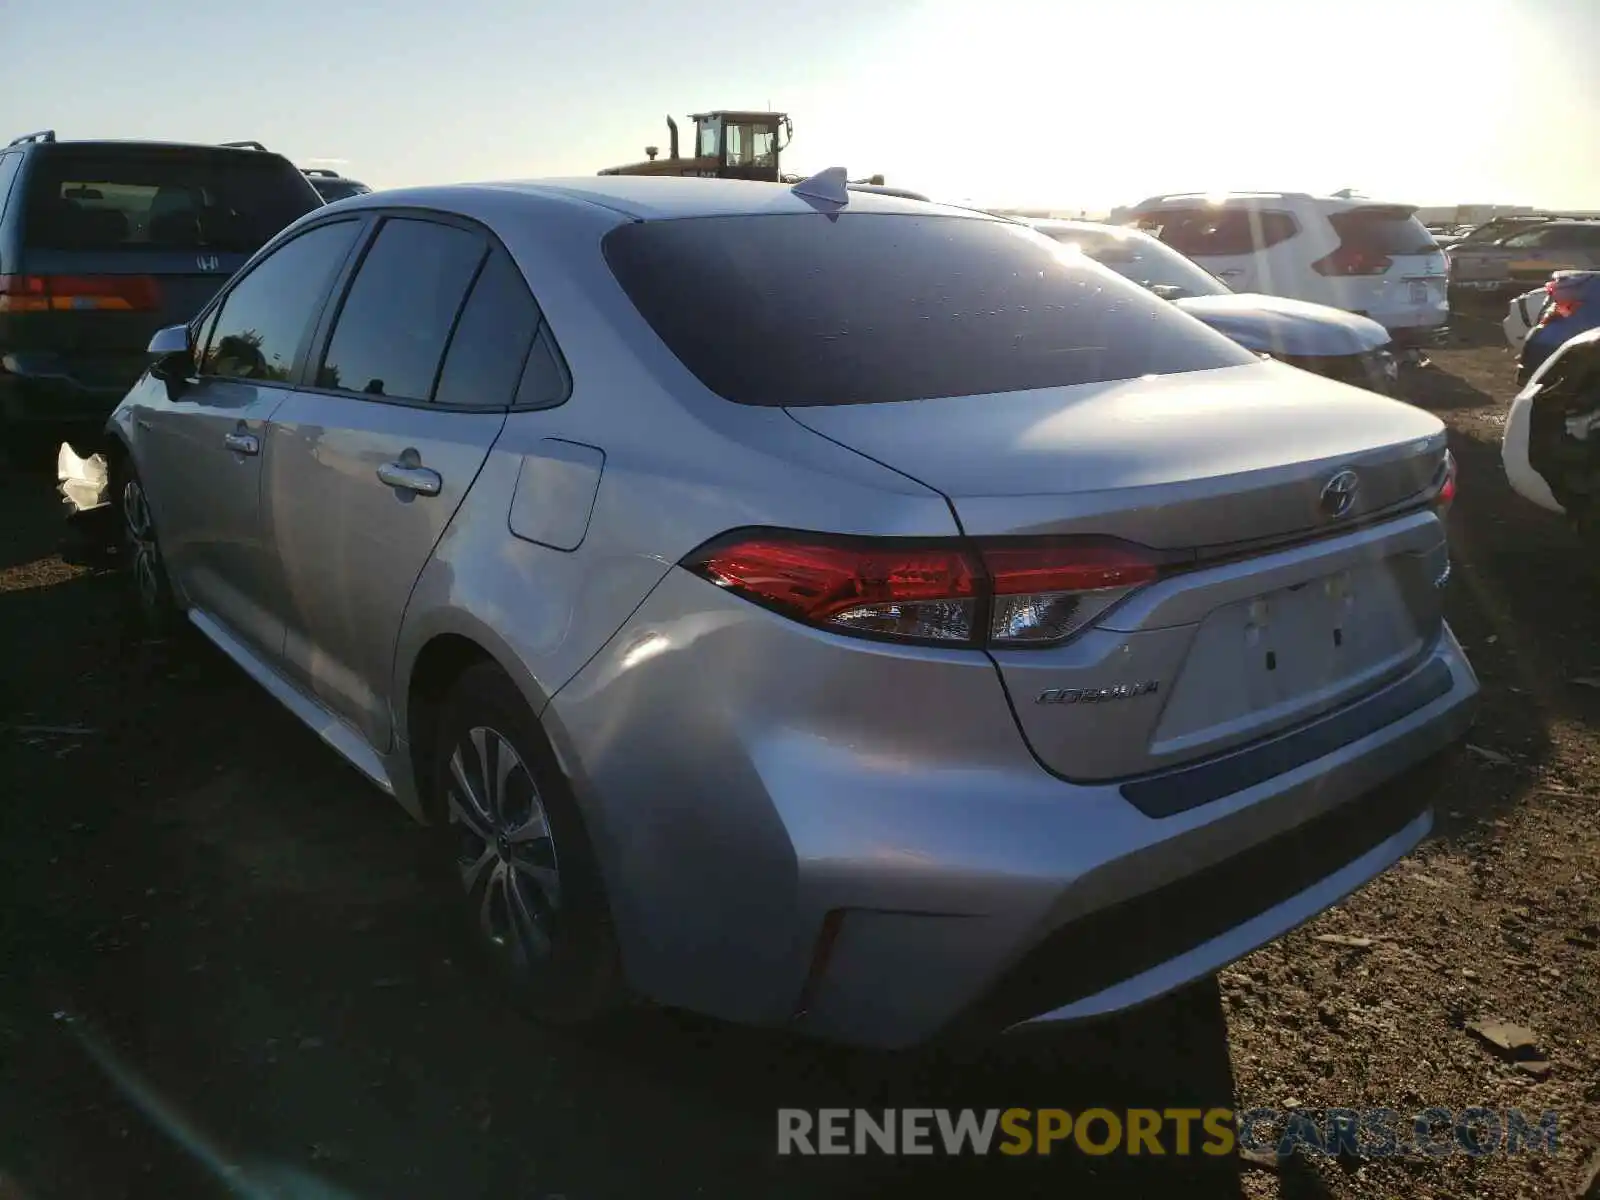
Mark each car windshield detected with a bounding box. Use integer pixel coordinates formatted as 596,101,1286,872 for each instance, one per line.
1035,224,1233,299
22,146,321,254
602,212,1253,407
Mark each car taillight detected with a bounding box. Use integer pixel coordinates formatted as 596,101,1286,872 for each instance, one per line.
1434,449,1457,516
0,274,160,313
983,543,1159,644
1539,280,1582,325
681,533,1164,648
1312,247,1394,276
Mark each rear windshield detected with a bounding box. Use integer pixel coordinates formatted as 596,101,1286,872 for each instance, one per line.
602,213,1254,406
22,148,322,254
1328,208,1438,256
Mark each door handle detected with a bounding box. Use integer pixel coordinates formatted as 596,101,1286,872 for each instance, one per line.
377,460,442,496
223,431,259,456
1214,268,1245,279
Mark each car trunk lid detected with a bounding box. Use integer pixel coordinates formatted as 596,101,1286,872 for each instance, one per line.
787,361,1452,778
786,361,1444,546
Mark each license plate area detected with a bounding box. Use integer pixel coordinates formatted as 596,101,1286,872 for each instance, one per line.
1150,562,1430,759
1409,280,1430,304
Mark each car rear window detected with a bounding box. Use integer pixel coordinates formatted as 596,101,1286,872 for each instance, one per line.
311,179,371,203
22,147,322,254
601,213,1254,407
1328,207,1438,256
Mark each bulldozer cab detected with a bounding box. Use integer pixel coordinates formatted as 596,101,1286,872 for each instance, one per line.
599,110,793,182
690,111,789,180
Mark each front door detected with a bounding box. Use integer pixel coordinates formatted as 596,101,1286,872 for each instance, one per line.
263,216,546,750
137,218,364,661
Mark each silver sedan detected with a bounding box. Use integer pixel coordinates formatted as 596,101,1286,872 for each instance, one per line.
82,175,1478,1048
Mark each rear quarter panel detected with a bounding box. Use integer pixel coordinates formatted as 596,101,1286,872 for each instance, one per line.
388,198,960,749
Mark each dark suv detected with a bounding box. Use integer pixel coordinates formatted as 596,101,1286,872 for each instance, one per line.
302,167,372,203
0,131,323,437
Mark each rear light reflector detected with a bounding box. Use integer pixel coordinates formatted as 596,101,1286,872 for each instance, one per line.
1311,248,1394,277
682,533,1164,648
1434,449,1457,516
0,274,160,313
983,543,1160,645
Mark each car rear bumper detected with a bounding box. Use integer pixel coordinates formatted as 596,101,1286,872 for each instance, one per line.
1383,322,1449,348
1278,348,1399,394
546,568,1478,1049
0,353,133,425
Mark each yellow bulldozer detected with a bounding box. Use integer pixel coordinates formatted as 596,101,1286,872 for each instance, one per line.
599,110,883,187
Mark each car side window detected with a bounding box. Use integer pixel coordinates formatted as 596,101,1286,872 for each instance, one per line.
316,217,485,401
0,154,21,222
191,306,222,375
432,248,541,409
1501,227,1555,250
1546,225,1600,251
514,324,572,410
1150,209,1297,257
201,220,361,382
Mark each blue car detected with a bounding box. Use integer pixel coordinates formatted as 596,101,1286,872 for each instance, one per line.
1518,271,1600,385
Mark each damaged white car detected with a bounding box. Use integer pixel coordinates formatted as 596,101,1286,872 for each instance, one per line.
1502,324,1600,520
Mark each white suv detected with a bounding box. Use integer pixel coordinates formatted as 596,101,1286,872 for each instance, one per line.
1129,192,1449,347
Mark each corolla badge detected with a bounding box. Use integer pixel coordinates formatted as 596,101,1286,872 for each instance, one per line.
1036,681,1160,705
1319,469,1361,519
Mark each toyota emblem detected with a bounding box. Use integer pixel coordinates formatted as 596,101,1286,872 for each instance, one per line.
1319,469,1361,519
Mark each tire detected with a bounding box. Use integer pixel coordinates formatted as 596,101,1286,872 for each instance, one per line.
430,662,623,1024
115,459,181,634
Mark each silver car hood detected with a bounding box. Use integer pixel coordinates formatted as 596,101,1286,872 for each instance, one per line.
1173,294,1391,357
786,361,1446,546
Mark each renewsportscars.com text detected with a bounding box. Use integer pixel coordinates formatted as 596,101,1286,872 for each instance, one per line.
777,1107,1561,1158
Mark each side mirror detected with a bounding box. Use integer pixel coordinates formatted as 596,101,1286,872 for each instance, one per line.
147,324,193,382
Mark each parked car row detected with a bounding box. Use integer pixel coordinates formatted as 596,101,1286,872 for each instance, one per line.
1028,219,1399,394
1449,216,1600,298
52,162,1476,1049
1126,191,1451,350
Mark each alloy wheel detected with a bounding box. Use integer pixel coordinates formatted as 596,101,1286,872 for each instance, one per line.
121,478,162,612
444,725,562,972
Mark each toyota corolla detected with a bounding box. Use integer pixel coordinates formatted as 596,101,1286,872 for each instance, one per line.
62,173,1477,1048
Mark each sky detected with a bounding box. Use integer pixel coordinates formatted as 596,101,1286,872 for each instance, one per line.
8,0,1600,213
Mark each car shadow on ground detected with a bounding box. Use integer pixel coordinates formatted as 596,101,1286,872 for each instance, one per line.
0,559,1277,1199
1400,361,1497,413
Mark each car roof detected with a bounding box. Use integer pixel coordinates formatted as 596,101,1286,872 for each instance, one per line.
13,139,290,158
334,176,994,223
1132,191,1418,214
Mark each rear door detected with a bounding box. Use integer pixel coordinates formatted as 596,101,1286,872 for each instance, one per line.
5,144,322,406
264,214,543,751
135,217,364,661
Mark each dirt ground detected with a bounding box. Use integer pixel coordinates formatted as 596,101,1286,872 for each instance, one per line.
1,313,1597,1199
